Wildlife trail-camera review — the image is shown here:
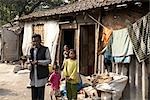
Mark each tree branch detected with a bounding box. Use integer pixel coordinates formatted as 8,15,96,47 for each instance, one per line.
25,0,44,15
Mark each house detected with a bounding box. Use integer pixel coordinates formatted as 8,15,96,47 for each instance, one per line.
19,0,150,99
0,21,23,62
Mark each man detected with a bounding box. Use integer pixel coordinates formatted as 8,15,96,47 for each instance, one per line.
29,34,51,100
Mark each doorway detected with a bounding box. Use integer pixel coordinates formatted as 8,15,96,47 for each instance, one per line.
63,29,75,49
60,29,75,65
80,25,95,75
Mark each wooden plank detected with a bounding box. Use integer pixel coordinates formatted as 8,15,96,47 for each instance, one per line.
129,56,136,100
142,62,145,100
135,59,142,100
94,24,98,74
98,55,101,74
88,25,95,75
55,31,61,64
142,61,148,100
121,64,128,76
147,57,150,99
94,15,100,74
101,55,104,74
76,24,80,72
60,23,78,29
112,62,115,73
122,63,130,100
116,63,119,74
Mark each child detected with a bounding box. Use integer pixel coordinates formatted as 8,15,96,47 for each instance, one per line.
61,45,69,70
63,49,79,100
63,45,69,59
20,56,27,69
49,62,61,100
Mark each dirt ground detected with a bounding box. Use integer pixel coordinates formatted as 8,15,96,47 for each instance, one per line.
0,63,50,100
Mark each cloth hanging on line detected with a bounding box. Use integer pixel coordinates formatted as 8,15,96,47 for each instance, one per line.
101,27,113,47
22,23,33,56
44,21,59,65
111,28,133,63
113,56,131,63
98,27,113,54
111,28,133,57
127,12,150,62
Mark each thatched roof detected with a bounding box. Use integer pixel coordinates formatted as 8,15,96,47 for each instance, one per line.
20,0,134,21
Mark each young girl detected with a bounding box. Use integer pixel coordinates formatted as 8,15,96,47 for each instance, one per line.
49,62,61,100
63,49,79,100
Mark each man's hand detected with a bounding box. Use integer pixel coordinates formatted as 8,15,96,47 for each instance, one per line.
31,60,38,65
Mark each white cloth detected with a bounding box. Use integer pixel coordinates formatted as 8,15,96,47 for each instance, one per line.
22,23,32,56
112,28,133,57
44,21,59,65
22,21,59,65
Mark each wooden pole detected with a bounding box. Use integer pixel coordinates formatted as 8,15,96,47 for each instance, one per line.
94,13,101,74
142,61,146,100
101,55,104,74
116,63,119,74
93,13,101,74
76,24,80,72
135,60,142,100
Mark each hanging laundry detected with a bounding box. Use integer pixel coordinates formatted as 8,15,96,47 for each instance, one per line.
111,28,133,63
127,12,150,62
114,56,131,63
98,27,112,54
112,28,133,56
101,27,113,45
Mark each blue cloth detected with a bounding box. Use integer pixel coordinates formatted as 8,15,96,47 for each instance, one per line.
113,56,131,63
77,81,83,92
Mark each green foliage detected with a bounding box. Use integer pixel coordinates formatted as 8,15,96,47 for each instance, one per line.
0,0,65,26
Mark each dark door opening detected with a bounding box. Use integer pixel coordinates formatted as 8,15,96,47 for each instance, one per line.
59,29,75,65
63,29,75,49
80,25,95,75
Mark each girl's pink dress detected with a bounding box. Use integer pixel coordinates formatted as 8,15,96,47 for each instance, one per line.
49,71,61,96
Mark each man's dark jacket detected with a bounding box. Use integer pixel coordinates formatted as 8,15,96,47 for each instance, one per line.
30,45,49,79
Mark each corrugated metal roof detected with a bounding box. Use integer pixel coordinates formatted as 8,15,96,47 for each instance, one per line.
20,0,133,20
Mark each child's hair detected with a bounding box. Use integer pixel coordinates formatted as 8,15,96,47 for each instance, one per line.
53,62,59,71
64,45,69,50
69,49,76,59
